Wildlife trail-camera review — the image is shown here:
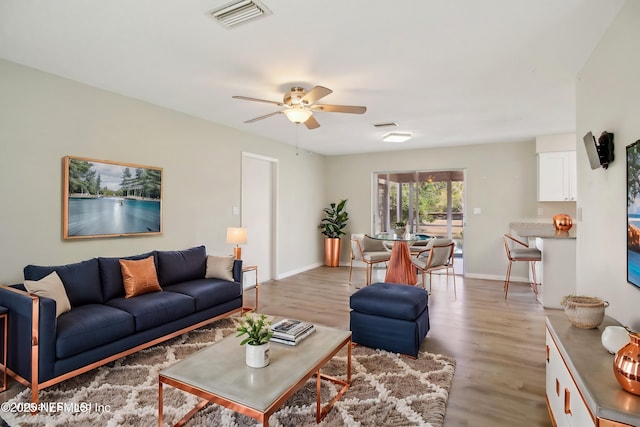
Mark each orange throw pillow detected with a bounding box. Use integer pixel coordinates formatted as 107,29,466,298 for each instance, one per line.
119,256,161,298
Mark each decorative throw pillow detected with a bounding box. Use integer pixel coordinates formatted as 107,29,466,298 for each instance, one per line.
205,255,235,281
24,271,72,317
119,256,162,298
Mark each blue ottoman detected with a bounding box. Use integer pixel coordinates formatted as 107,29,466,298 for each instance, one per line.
349,282,429,358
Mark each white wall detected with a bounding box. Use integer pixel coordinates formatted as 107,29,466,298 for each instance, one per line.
0,59,325,285
324,140,539,279
576,1,640,328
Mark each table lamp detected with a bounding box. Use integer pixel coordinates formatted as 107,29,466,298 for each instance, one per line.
226,227,247,259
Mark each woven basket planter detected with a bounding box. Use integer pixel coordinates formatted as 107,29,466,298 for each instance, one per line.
561,295,609,329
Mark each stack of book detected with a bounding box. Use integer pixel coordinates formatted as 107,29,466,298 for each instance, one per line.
270,319,316,346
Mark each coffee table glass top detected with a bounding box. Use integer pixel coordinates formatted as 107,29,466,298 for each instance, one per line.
160,324,351,412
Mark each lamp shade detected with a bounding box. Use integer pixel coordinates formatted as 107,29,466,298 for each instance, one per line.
284,107,312,124
226,227,247,245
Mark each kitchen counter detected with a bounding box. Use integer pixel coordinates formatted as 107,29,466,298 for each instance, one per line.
509,221,576,309
510,221,576,239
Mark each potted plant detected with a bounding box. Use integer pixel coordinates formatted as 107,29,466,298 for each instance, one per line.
394,220,406,236
319,199,349,267
235,313,274,368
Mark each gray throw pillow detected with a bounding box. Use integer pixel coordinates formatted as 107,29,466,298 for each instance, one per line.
205,255,235,281
24,271,72,317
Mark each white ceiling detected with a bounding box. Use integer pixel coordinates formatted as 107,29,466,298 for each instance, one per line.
0,0,625,156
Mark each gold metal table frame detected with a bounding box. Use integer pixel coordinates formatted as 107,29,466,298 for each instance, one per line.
158,327,351,427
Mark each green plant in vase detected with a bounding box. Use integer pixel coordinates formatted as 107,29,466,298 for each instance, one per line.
235,313,274,368
235,312,274,346
319,199,349,266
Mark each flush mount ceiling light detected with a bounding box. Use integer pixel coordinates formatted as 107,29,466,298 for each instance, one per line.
283,107,312,124
382,132,413,143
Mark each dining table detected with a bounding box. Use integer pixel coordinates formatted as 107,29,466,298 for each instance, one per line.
366,233,431,286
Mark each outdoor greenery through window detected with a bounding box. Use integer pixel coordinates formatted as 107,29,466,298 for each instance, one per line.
373,170,465,254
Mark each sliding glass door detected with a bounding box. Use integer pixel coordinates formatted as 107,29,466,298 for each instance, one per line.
373,170,465,257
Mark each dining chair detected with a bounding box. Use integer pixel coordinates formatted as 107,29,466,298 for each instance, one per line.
349,234,391,286
503,234,542,299
411,238,456,297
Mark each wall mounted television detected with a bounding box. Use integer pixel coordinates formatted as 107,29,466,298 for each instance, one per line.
627,140,640,288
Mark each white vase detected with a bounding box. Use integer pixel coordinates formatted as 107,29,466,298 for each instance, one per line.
602,326,630,354
245,342,270,368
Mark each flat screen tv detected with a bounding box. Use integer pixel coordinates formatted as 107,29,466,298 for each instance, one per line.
627,140,640,288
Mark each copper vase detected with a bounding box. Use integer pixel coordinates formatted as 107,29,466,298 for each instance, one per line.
324,238,341,267
614,331,640,395
553,214,573,231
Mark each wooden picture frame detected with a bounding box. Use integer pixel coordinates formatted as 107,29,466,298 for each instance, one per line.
63,156,162,239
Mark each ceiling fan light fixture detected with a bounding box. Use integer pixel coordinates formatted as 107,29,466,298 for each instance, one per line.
284,108,312,124
382,132,413,143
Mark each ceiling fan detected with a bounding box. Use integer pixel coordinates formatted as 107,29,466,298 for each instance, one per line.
232,86,366,129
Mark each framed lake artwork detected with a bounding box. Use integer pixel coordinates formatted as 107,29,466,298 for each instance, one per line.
63,156,162,239
627,140,640,288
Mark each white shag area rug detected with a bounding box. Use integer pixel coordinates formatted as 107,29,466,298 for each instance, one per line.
1,318,455,427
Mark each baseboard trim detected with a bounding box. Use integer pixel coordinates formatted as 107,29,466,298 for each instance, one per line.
464,272,529,283
276,262,323,280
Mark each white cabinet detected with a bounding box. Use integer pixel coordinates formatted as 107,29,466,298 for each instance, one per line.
538,151,577,201
535,237,576,309
546,315,639,427
546,328,596,427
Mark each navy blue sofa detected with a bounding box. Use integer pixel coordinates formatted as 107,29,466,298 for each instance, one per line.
0,245,243,403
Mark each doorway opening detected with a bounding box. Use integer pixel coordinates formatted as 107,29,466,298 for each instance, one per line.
373,170,465,273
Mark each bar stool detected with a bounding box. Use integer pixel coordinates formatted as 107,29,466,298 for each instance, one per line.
503,234,541,299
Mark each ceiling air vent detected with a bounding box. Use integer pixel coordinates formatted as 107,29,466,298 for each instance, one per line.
373,122,398,128
207,0,272,29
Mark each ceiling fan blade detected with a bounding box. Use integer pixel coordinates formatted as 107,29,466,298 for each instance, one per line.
312,104,367,114
301,86,332,105
304,115,320,129
233,95,284,106
244,110,284,123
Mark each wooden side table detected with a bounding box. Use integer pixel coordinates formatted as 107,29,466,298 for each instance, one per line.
0,306,7,392
242,265,259,312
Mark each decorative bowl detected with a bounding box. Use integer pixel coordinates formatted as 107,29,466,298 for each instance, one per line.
560,295,608,329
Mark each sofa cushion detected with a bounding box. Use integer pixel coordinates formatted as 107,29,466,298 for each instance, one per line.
106,291,195,332
205,255,235,281
164,279,242,312
157,246,206,287
120,256,162,298
23,271,71,318
56,304,135,359
24,258,103,306
98,251,157,301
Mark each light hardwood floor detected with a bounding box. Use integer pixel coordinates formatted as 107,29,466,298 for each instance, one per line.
246,265,553,427
0,266,553,427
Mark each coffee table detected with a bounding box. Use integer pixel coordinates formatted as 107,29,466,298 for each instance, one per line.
158,324,351,427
